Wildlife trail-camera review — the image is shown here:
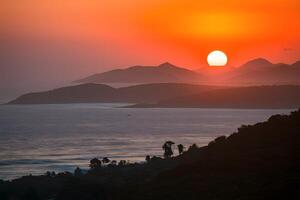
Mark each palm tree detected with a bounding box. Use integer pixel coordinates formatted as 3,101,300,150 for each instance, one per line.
162,141,175,158
177,144,185,155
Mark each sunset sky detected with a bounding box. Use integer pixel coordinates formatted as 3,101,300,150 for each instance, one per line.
1,0,300,101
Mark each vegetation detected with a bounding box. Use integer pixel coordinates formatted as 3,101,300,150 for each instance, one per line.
0,109,300,200
162,141,175,158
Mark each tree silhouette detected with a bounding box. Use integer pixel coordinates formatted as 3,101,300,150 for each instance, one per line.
145,155,151,162
110,160,117,165
102,157,110,164
188,144,198,151
162,141,175,158
51,171,56,177
74,167,82,176
89,158,102,169
177,144,185,155
118,160,127,166
45,171,51,177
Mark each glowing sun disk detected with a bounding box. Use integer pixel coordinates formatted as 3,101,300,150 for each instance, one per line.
207,50,228,66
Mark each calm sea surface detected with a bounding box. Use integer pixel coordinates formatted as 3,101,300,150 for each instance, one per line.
0,104,293,180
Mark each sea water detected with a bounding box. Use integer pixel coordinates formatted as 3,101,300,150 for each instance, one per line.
0,103,292,180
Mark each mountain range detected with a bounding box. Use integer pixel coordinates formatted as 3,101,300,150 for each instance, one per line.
7,57,300,108
8,83,223,104
76,62,202,84
76,58,300,85
228,58,300,85
8,83,300,109
131,85,300,109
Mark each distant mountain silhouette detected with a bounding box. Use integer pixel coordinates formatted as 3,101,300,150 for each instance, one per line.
229,58,300,85
8,83,224,104
239,58,274,70
131,85,300,109
76,59,300,85
9,84,300,108
195,58,300,85
76,62,202,84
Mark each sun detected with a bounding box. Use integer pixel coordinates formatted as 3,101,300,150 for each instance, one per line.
207,50,228,66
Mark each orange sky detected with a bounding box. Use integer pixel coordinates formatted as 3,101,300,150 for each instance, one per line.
0,0,300,100
1,0,300,67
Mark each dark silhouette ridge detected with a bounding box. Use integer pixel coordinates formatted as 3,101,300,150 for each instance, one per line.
75,62,202,84
8,83,225,104
1,109,299,200
130,85,300,109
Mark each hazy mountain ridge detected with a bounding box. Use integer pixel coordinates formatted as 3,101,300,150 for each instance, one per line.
76,58,300,85
228,58,300,85
8,83,224,104
7,58,300,106
76,62,202,84
9,84,300,109
130,85,300,109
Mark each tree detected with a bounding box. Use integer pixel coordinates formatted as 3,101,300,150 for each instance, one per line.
90,158,102,169
145,155,151,162
102,157,110,164
110,160,117,165
51,171,56,177
118,160,127,166
74,167,82,176
45,171,51,177
45,171,56,177
177,144,185,155
188,144,198,151
162,141,175,158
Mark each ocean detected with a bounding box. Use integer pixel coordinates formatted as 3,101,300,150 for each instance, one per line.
0,103,292,180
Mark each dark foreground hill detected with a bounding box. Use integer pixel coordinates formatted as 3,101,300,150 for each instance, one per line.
1,109,299,200
8,83,223,104
131,85,300,109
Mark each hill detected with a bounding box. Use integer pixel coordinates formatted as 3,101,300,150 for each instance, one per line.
130,109,300,200
230,58,300,85
1,109,299,200
196,58,300,85
74,58,300,86
76,62,202,84
130,85,300,109
8,83,223,104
